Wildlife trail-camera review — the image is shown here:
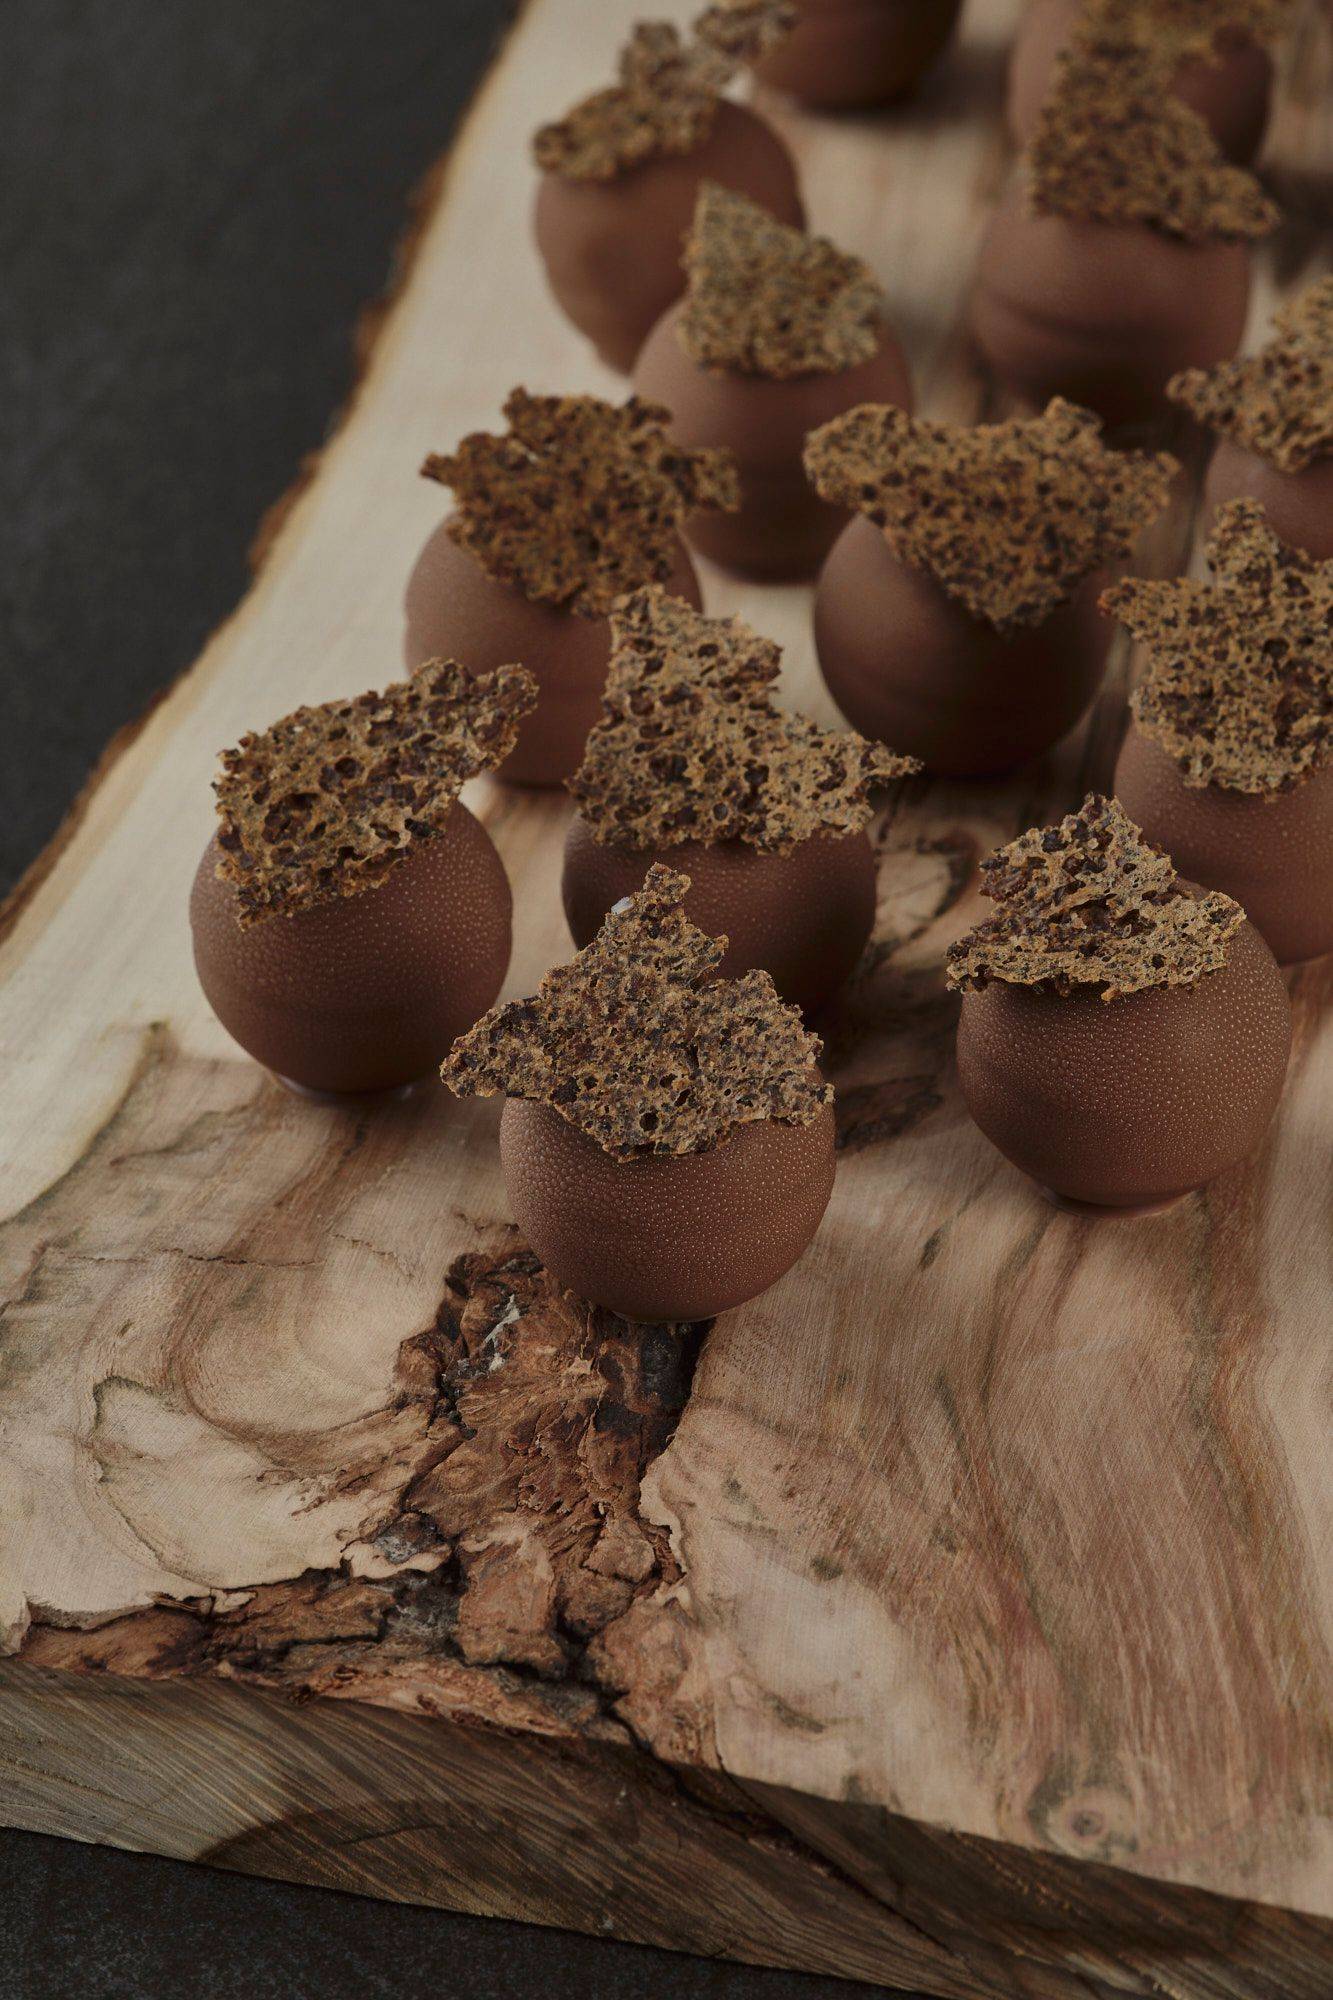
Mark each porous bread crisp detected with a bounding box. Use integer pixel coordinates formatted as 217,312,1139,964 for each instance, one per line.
678,184,884,379
1070,0,1293,58
804,399,1176,631
1168,276,1333,473
441,862,830,1160
569,587,919,853
213,660,537,928
1103,500,1333,794
945,794,1244,1001
1029,43,1280,240
422,389,739,619
531,1,794,183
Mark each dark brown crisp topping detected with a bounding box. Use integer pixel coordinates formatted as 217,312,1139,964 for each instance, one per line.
805,399,1176,630
946,794,1243,1000
213,660,537,927
422,389,739,619
1168,276,1333,473
441,862,829,1159
1071,0,1294,58
1103,500,1333,794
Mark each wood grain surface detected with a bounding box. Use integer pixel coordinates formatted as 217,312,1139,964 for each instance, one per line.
1,1,1331,1994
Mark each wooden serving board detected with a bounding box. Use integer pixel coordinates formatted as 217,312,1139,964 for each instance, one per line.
2,2,1331,1994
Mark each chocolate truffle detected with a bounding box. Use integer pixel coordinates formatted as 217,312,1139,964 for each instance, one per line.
973,46,1279,426
633,184,912,581
1007,0,1289,164
1106,502,1333,964
806,399,1176,775
404,389,738,788
753,0,963,110
443,864,837,1321
1169,277,1333,560
532,2,803,372
950,795,1291,1211
191,659,536,1098
563,588,919,1013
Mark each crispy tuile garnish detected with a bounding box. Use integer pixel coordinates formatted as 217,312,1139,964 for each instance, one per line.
532,1,794,183
1168,276,1333,473
946,794,1244,1000
1071,0,1294,58
1103,500,1333,794
1029,43,1280,241
422,389,739,619
569,587,919,852
213,660,537,927
441,861,830,1159
805,399,1176,630
678,184,884,378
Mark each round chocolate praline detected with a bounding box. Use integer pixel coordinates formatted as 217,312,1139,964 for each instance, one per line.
190,813,512,1098
956,900,1291,1211
753,0,963,109
1200,441,1333,561
534,102,804,375
562,819,878,1017
634,303,913,582
500,1090,836,1322
814,516,1110,776
403,522,703,789
1114,725,1333,965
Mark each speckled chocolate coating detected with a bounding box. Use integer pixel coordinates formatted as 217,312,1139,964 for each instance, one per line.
500,1090,836,1321
562,818,878,1015
753,0,963,109
634,303,913,581
956,901,1291,1208
1007,0,1274,162
403,520,702,788
191,810,512,1096
814,516,1110,776
1201,438,1333,560
971,177,1252,427
533,100,803,374
1114,723,1333,964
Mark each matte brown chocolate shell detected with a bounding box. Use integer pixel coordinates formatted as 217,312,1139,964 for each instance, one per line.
403,522,702,789
956,903,1291,1210
633,303,913,582
533,101,804,375
753,0,963,110
814,515,1111,776
971,178,1252,428
1114,722,1333,965
190,811,511,1096
1201,438,1333,561
562,817,878,1016
500,1091,837,1321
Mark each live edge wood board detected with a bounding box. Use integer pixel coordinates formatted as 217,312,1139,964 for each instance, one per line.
2,2,1331,1995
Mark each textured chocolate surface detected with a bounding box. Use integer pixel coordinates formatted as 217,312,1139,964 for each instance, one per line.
443,861,829,1158
1169,276,1333,473
678,183,883,378
212,659,535,927
1073,0,1293,55
805,399,1175,630
1105,500,1333,795
422,389,738,617
946,794,1244,1000
569,587,917,851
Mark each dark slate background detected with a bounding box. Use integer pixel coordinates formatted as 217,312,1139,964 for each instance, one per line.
0,3,924,1995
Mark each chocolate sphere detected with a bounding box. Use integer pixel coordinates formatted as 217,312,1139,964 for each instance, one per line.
562,818,878,1016
1007,0,1273,164
500,1092,837,1321
814,516,1110,776
971,178,1252,428
753,0,962,109
1114,722,1333,965
403,521,702,788
191,814,511,1096
533,102,804,375
634,303,913,581
1201,439,1333,561
956,905,1291,1210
